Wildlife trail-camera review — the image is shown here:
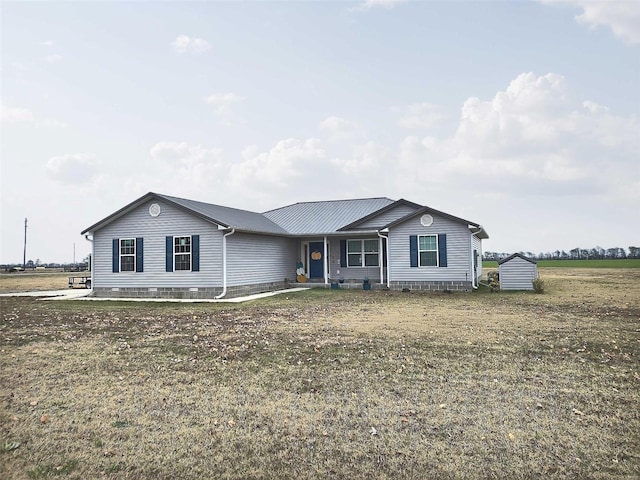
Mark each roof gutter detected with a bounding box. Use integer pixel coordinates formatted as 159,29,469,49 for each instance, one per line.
214,228,235,299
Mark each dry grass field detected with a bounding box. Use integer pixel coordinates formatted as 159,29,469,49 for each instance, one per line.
0,272,71,293
1,268,638,479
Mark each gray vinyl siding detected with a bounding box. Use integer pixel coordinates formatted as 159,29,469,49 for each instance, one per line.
389,214,471,282
93,200,223,289
499,258,537,290
355,204,420,230
226,233,297,286
327,238,383,281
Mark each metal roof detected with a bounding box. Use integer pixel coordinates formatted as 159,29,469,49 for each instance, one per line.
83,192,488,239
81,192,288,235
498,253,537,265
156,194,288,234
263,197,395,235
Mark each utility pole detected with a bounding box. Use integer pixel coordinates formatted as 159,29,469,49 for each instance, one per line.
23,218,28,269
73,243,76,265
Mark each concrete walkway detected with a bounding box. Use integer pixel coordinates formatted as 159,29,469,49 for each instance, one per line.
0,288,310,303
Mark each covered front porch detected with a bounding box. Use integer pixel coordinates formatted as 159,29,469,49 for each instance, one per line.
295,234,389,287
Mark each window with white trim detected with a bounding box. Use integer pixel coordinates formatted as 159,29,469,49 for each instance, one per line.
347,239,379,267
418,235,438,267
174,236,192,271
120,238,135,272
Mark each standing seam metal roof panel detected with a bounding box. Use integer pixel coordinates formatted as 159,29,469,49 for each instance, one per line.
263,197,395,235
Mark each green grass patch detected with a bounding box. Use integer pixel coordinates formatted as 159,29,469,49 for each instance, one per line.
483,258,640,268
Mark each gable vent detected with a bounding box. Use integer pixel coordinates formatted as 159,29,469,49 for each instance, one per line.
420,214,433,227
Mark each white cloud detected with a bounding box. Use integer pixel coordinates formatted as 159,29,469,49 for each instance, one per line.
46,154,100,184
149,142,224,189
41,40,54,47
332,141,393,177
230,138,326,188
319,116,361,142
171,35,211,54
144,138,337,207
204,93,246,115
395,72,640,201
395,102,448,129
45,54,63,64
1,103,67,128
582,100,609,114
1,105,34,123
542,0,640,44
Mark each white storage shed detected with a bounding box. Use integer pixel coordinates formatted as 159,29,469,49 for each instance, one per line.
498,253,538,291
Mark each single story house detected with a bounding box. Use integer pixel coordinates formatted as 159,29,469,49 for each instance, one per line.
81,192,488,299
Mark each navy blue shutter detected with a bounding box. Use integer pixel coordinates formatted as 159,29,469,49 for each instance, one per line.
340,240,347,267
409,235,418,267
382,240,387,267
112,239,119,273
135,237,143,272
166,236,173,272
438,234,447,267
192,235,200,272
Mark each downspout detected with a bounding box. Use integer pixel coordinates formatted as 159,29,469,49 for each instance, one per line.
84,234,93,291
215,228,235,299
323,236,328,285
469,232,477,289
377,230,390,288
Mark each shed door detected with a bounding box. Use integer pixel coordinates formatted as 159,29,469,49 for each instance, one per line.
309,242,324,279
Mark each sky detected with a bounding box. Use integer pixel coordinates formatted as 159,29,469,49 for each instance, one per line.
1,0,639,264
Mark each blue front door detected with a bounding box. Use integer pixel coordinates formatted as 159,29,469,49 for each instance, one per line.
309,242,324,279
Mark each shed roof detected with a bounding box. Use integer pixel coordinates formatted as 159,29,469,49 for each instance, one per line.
262,197,395,235
498,253,537,265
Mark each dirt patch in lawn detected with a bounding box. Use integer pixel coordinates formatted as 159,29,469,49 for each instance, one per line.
1,268,638,479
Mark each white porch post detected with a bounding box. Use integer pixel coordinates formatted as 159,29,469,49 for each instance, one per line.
324,236,328,285
379,236,384,284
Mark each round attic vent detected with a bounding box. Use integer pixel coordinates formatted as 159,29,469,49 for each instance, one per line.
149,203,161,217
420,214,433,227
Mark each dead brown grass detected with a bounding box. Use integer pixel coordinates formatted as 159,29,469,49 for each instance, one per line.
0,268,638,479
0,272,71,293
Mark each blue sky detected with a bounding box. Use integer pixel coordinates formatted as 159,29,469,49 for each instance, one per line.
1,0,639,263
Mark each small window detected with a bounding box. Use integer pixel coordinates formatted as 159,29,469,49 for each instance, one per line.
418,235,438,267
120,239,135,272
347,239,379,267
174,236,191,271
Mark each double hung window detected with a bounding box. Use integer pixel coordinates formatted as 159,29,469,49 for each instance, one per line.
418,235,438,267
347,239,379,267
120,239,135,272
174,236,192,271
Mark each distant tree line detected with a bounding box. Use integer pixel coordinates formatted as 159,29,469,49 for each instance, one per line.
483,246,639,261
1,257,90,272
